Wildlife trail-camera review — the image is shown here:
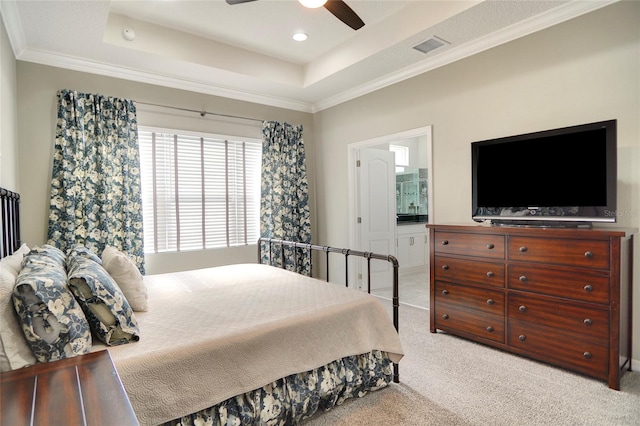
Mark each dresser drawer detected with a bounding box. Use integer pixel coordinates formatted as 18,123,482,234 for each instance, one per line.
508,319,608,380
508,265,609,304
508,237,610,270
434,231,505,259
508,293,608,343
435,304,504,343
434,282,504,342
435,281,504,315
435,256,504,288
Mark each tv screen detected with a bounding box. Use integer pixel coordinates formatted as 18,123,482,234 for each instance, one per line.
471,120,617,226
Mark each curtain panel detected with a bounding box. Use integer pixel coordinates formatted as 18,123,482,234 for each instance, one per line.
260,121,311,274
47,89,145,273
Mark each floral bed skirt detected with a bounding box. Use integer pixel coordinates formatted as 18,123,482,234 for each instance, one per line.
164,350,393,426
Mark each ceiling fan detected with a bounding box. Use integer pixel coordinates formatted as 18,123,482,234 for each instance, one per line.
225,0,365,31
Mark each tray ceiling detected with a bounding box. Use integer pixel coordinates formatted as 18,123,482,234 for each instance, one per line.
0,0,616,112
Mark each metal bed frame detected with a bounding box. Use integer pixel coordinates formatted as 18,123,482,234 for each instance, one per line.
1,188,22,259
258,237,400,383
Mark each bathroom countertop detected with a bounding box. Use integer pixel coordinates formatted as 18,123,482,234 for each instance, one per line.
397,214,428,225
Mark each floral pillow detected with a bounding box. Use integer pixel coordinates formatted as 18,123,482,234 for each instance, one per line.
67,250,140,346
68,245,102,265
20,244,67,269
12,246,92,363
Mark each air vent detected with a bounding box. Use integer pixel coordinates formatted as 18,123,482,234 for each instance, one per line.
413,36,449,54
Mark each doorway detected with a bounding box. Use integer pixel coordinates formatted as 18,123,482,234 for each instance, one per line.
347,126,433,309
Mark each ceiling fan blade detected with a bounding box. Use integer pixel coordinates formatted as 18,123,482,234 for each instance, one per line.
226,0,257,4
323,0,365,30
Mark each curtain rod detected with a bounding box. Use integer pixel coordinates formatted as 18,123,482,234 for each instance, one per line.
135,101,264,124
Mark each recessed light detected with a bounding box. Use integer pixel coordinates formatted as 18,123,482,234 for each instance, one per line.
292,32,308,42
123,28,136,41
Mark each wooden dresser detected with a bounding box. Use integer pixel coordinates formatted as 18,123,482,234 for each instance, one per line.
1,350,138,425
427,223,635,390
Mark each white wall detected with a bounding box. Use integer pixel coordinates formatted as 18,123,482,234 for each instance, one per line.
313,2,640,361
0,17,18,190
15,63,315,274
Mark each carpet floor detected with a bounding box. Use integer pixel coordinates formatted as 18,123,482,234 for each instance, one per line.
305,302,640,425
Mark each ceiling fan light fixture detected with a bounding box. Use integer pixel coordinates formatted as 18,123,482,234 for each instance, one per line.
292,32,308,42
299,0,327,9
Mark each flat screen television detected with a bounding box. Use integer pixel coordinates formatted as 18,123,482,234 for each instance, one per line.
471,119,617,227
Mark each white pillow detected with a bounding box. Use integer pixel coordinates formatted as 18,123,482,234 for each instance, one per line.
0,334,9,372
101,246,148,312
1,243,30,274
0,256,37,371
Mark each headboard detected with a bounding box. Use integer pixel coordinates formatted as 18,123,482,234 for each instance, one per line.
0,187,21,259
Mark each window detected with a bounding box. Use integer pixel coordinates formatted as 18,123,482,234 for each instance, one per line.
389,144,409,173
138,128,262,253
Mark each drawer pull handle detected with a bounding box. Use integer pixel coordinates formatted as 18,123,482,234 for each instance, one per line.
583,352,592,359
486,326,494,332
442,240,449,245
442,289,449,295
519,305,527,313
584,318,593,326
585,251,593,258
442,265,449,271
519,246,528,253
442,314,449,320
486,271,494,278
518,334,526,341
519,275,528,283
487,299,494,305
584,284,593,292
486,243,495,249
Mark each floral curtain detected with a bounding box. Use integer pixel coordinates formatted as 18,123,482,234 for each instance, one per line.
47,89,145,273
260,121,311,274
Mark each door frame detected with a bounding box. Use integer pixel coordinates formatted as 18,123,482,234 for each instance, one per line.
347,125,434,288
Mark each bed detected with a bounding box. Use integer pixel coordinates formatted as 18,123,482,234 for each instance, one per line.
0,188,403,425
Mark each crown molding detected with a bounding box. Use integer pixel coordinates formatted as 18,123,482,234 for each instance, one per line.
16,47,314,113
4,0,617,114
0,1,27,56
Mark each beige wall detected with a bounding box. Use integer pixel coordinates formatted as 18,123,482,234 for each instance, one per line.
15,64,315,273
0,17,18,190
314,2,640,361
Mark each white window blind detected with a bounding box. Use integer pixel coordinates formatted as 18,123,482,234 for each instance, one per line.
138,128,262,253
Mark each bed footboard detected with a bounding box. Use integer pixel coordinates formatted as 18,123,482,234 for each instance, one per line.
258,237,400,383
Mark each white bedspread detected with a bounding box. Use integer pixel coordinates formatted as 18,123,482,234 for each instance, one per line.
100,263,403,425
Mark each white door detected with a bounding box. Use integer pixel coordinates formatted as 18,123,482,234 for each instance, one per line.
357,148,396,291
